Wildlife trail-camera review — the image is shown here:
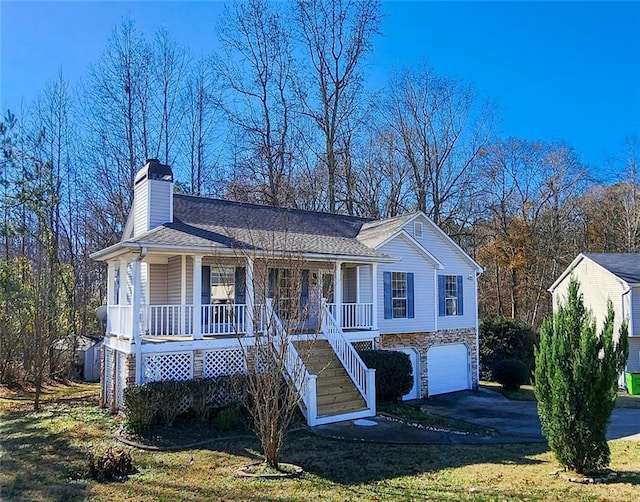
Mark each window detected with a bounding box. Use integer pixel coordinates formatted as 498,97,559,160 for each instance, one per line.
414,221,423,238
211,267,235,303
438,275,464,316
445,275,458,315
383,271,414,319
392,272,408,318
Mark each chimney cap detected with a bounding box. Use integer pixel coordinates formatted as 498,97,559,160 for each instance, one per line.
135,159,173,184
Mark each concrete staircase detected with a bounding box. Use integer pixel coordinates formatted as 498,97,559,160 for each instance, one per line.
294,340,367,418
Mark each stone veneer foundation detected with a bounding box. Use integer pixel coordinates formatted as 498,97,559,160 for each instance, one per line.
377,329,478,398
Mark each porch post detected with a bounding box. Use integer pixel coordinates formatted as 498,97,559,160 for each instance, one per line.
334,261,343,328
131,259,142,345
118,257,127,306
245,256,255,336
193,255,203,340
106,261,116,335
371,263,379,330
181,255,187,335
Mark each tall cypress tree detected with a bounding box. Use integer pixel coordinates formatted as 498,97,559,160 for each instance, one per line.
535,278,628,474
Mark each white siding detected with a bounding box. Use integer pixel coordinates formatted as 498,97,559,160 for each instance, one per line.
133,181,148,237
407,215,478,330
167,256,182,304
377,235,436,333
358,265,372,303
148,180,172,228
552,259,627,340
148,264,168,305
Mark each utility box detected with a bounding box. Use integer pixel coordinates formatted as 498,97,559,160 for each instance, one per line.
625,372,640,395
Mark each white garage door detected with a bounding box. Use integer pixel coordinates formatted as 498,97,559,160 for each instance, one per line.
396,348,420,400
427,344,470,396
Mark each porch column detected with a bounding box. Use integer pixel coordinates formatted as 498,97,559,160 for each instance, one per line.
181,255,187,335
193,255,203,340
371,263,379,330
131,258,142,345
334,261,343,328
118,257,128,306
106,261,116,335
245,256,255,337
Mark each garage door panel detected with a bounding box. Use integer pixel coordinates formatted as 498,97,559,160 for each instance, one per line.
427,343,470,396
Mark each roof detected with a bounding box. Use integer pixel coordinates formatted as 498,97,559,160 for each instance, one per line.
357,213,417,248
549,252,640,292
584,253,640,284
119,195,393,261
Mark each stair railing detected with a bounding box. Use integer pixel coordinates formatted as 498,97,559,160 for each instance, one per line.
321,300,376,413
265,299,318,425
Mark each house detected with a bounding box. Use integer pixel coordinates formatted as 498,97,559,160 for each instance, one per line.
549,253,640,376
91,159,483,425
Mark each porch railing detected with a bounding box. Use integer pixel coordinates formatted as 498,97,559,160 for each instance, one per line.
321,302,375,413
327,302,374,329
266,299,318,425
108,305,133,338
141,305,194,337
202,303,246,335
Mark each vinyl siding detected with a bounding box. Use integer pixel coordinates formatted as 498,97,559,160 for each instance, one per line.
632,287,640,337
377,235,436,333
343,267,357,303
133,181,148,237
167,256,182,304
405,216,477,330
148,264,168,305
552,258,627,339
358,265,372,303
148,180,172,228
628,337,640,372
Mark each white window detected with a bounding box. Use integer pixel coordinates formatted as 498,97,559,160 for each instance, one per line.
392,272,408,318
211,267,235,303
414,221,423,238
445,275,458,316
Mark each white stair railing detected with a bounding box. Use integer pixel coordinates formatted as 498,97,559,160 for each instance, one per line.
321,300,376,413
265,299,318,425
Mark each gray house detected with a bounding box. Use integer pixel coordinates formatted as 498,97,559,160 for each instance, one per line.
91,159,482,425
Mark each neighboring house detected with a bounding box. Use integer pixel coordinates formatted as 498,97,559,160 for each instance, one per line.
91,159,483,425
549,253,640,376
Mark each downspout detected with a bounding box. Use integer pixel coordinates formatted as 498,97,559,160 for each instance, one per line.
621,284,632,380
474,271,481,389
134,246,148,385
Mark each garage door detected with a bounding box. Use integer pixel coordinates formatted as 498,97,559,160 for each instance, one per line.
396,348,420,400
427,344,470,396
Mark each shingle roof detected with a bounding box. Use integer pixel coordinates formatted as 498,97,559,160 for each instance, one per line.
357,213,417,248
584,253,640,284
127,195,392,260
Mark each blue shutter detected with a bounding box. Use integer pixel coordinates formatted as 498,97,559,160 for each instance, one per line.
407,273,414,318
383,271,392,319
300,270,309,308
438,275,446,316
456,275,464,315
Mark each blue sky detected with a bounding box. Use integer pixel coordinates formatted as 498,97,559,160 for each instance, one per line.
1,1,639,176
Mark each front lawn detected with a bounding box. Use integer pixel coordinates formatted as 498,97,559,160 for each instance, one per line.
2,383,640,501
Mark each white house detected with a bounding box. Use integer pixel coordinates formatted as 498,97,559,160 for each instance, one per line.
91,159,483,425
549,253,640,374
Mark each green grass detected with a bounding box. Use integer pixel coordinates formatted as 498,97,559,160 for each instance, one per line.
2,383,640,501
480,381,640,409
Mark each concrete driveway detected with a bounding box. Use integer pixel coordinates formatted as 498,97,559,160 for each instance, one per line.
421,388,640,441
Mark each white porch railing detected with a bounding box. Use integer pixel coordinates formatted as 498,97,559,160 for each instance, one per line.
327,302,374,329
266,300,318,425
108,305,133,338
141,305,194,336
202,304,246,335
321,302,376,413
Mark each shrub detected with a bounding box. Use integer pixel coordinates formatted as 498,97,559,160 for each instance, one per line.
188,378,221,421
123,384,157,431
493,358,529,390
479,316,538,381
535,279,628,474
85,448,137,482
214,404,243,431
359,350,412,402
147,380,187,426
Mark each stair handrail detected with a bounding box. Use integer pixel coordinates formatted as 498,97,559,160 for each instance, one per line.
321,300,376,412
265,299,318,425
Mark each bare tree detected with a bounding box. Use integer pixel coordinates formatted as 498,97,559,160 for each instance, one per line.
295,0,382,213
386,64,495,229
